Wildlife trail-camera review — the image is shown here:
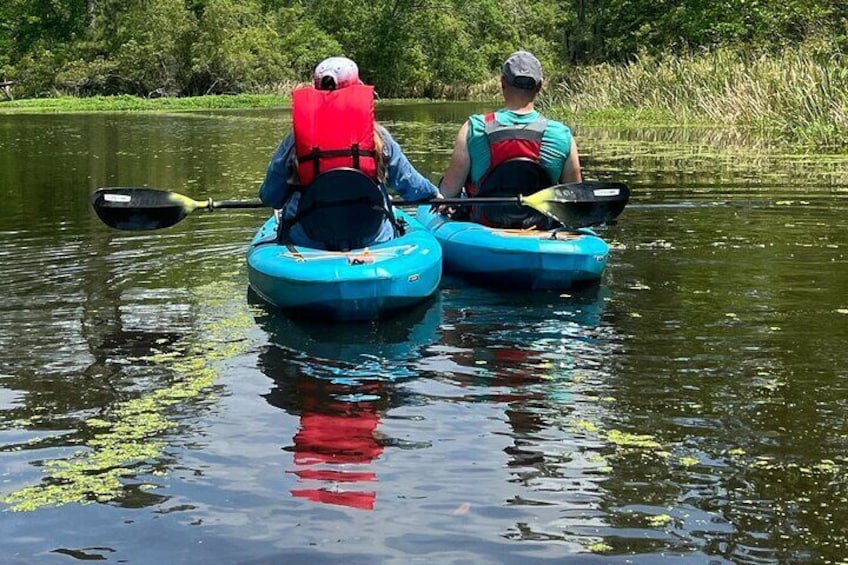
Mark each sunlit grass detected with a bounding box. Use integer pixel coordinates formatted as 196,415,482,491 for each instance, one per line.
0,93,290,113
546,39,848,149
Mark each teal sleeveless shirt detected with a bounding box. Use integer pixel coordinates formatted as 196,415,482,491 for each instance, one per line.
466,110,573,186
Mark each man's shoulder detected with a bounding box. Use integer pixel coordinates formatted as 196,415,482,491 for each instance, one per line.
540,116,572,136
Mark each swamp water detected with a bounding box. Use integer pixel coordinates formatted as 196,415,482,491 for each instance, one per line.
0,103,846,563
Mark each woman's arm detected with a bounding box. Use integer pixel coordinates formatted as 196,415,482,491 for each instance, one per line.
259,135,296,209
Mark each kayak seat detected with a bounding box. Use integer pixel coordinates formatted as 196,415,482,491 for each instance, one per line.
284,168,399,251
474,158,556,230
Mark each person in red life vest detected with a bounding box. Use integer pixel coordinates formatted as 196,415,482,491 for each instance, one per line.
438,51,583,229
259,56,442,251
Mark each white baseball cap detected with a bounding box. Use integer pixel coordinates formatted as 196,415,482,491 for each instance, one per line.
313,57,364,90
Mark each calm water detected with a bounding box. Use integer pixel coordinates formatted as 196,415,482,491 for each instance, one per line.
1,103,847,564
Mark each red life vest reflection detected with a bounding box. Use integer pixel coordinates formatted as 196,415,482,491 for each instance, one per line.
288,399,383,510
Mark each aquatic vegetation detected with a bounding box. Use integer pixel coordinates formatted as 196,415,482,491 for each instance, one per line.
679,456,699,468
547,41,848,150
2,282,257,512
0,94,289,114
572,419,599,433
587,542,613,553
606,429,662,450
646,514,674,527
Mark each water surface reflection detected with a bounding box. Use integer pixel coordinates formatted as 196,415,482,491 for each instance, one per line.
0,105,845,562
255,296,441,510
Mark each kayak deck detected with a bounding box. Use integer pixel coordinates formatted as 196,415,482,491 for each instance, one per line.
416,206,609,290
247,209,442,320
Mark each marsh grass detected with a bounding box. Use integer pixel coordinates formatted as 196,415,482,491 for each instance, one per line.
546,41,848,149
0,93,290,113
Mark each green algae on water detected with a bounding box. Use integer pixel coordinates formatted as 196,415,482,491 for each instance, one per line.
587,542,613,553
2,282,256,512
607,429,662,450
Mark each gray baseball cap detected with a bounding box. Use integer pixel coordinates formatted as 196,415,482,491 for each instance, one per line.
502,51,543,89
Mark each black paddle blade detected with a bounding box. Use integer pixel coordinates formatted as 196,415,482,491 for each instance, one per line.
90,187,205,230
524,181,630,228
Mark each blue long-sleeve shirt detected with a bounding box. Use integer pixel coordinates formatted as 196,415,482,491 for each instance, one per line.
259,125,439,248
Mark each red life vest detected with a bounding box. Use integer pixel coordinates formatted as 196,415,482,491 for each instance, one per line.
292,84,378,186
467,112,548,197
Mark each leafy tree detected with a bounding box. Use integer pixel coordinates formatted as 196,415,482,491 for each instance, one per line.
1,0,846,97
189,0,295,93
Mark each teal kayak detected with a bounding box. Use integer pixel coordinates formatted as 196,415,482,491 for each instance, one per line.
247,209,442,320
416,205,609,289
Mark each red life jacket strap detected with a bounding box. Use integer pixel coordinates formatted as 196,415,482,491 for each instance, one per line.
297,145,379,181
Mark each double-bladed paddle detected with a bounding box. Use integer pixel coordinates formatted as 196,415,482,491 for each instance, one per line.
90,181,630,231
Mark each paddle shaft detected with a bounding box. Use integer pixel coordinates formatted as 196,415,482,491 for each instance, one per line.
210,200,746,210
206,196,525,211
91,181,630,230
211,199,265,209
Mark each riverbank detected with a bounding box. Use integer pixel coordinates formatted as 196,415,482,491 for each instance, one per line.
0,93,290,113
3,42,846,152
545,42,848,150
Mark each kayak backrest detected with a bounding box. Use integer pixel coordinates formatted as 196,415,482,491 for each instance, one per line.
475,158,555,229
295,168,391,251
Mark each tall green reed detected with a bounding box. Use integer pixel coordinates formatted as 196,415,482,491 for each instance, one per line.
546,40,848,149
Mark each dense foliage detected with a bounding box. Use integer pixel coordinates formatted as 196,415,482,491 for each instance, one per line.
1,0,846,98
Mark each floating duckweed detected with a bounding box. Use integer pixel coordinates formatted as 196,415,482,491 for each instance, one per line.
588,542,613,553
573,420,599,433
728,447,746,456
815,459,839,473
3,282,256,511
680,456,699,467
86,418,112,429
647,514,674,527
607,429,662,449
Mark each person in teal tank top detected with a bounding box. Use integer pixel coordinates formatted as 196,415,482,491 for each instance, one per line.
440,51,582,228
465,110,575,188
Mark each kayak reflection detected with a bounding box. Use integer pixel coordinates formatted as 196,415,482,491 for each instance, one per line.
435,284,611,477
253,294,442,509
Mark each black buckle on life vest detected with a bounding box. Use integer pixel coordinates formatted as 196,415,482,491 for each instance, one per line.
310,146,321,179
351,143,360,169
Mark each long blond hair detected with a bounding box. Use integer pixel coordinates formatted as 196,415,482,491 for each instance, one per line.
373,126,387,185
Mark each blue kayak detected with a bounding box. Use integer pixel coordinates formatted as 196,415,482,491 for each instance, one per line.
416,205,609,290
247,209,442,320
